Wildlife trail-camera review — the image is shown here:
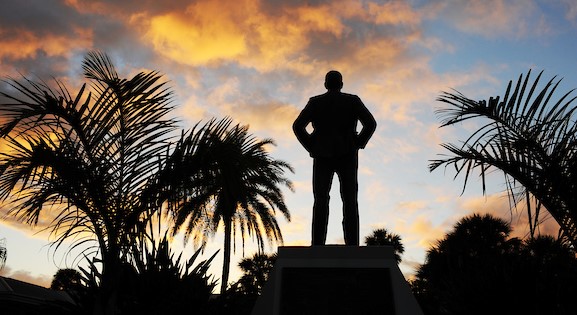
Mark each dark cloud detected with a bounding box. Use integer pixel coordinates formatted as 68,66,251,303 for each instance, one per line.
66,0,190,16
0,0,81,32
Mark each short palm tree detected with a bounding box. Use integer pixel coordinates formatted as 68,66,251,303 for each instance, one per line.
430,70,577,248
0,51,180,313
414,213,522,314
236,252,277,295
168,119,293,294
51,268,84,291
364,228,405,263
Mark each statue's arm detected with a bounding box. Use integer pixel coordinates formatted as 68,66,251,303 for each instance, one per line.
355,97,377,149
293,101,314,153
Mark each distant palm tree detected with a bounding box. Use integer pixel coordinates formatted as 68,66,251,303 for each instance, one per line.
51,268,84,291
236,252,277,295
168,119,293,294
364,228,404,263
430,70,577,248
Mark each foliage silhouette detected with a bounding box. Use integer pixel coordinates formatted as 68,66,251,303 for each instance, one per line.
50,268,88,313
430,70,577,248
51,267,85,293
235,252,277,296
73,234,216,315
364,228,404,263
166,119,293,294
124,235,217,314
412,213,577,315
0,51,180,313
0,51,291,314
206,252,277,315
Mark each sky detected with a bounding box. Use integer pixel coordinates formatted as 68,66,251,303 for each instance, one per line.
1,0,577,289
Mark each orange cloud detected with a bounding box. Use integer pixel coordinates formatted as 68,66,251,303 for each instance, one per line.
0,200,70,241
0,27,92,60
285,239,309,246
221,101,300,139
394,215,447,248
129,0,423,75
143,6,248,65
455,192,562,239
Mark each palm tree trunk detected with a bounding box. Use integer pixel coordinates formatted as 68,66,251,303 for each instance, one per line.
221,217,232,294
94,240,121,315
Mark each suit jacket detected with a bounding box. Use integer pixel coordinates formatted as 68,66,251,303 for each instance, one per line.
293,91,377,158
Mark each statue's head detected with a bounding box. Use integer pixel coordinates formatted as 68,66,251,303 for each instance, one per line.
324,70,343,91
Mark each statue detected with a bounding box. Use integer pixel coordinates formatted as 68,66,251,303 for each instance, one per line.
293,70,377,246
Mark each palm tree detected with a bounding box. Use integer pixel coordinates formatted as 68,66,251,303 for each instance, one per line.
364,228,404,263
168,119,293,294
51,268,84,291
413,213,521,315
430,70,577,248
236,252,277,296
413,213,577,314
0,51,179,314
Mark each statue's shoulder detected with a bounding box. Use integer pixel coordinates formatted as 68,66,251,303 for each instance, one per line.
311,92,358,99
340,92,359,99
309,94,326,101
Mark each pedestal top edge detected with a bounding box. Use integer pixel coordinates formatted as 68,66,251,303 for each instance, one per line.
277,245,395,259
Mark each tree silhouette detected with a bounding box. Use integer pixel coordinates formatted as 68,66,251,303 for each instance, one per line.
51,267,88,308
0,51,181,313
119,235,217,315
430,70,577,248
0,51,251,314
519,235,577,314
51,268,84,291
168,120,293,294
236,252,277,296
412,213,577,315
364,228,404,263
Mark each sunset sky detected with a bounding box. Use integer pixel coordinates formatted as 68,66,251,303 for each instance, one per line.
1,0,577,288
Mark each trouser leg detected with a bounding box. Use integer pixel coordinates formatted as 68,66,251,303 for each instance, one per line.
312,158,334,246
337,153,359,246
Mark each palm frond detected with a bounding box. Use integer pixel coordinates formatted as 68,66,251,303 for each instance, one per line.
431,70,577,246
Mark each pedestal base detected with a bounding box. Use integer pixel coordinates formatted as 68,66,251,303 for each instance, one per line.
251,246,423,315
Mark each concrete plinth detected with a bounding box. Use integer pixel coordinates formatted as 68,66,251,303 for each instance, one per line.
251,246,423,315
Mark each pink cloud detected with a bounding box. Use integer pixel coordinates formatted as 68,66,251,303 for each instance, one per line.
0,265,52,288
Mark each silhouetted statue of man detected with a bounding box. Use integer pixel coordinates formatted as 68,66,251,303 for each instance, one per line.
293,70,377,246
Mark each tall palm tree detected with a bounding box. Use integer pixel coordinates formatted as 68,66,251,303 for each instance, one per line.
364,228,405,263
168,119,293,294
430,70,577,248
0,51,177,313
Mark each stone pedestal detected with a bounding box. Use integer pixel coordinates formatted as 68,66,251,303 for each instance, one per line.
251,246,423,315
